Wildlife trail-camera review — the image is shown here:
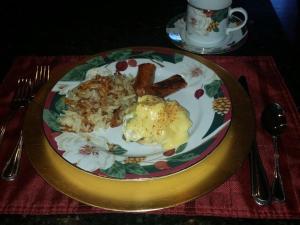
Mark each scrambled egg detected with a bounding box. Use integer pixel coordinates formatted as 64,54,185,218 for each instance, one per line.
122,95,192,150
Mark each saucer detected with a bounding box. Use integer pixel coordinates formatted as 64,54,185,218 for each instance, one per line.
166,13,248,54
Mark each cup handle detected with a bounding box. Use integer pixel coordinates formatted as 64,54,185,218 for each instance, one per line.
225,7,248,35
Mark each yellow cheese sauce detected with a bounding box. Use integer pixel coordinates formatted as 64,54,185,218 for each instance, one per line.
123,95,192,150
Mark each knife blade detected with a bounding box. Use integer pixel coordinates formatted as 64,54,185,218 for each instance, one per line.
238,76,271,205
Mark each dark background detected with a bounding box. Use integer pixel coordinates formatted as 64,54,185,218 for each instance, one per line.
0,0,299,224
0,0,299,108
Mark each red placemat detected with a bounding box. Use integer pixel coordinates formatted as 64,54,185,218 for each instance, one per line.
0,55,299,219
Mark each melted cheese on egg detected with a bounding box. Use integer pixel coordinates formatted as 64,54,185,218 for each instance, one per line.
123,95,192,150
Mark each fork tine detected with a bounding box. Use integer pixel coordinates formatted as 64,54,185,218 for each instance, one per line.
33,66,41,93
14,78,23,99
41,65,50,83
34,65,39,84
45,65,50,83
38,65,43,86
33,65,50,91
17,78,26,101
14,80,21,99
41,66,46,83
10,77,31,108
23,78,32,100
18,78,27,97
33,66,38,92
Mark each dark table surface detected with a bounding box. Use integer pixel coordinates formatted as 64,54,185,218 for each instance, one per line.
0,0,299,224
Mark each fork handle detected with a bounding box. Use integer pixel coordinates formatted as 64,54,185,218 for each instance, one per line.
0,108,26,146
0,110,19,146
1,130,23,181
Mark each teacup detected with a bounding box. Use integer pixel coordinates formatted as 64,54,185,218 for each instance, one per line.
185,0,248,47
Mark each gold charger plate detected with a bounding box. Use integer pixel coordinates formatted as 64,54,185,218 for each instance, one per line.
24,47,254,212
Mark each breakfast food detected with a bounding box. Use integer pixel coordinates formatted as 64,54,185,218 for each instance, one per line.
58,62,189,140
59,73,136,132
141,74,187,98
122,95,192,150
133,63,156,96
133,63,187,97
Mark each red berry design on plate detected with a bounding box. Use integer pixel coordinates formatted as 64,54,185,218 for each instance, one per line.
163,149,175,157
127,59,137,67
154,161,170,170
116,61,128,71
195,88,204,99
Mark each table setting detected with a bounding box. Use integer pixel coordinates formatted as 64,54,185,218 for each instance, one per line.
0,0,299,224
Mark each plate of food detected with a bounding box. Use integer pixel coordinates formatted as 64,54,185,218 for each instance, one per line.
24,47,254,211
42,48,231,179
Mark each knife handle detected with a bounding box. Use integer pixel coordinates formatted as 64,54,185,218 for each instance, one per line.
239,76,271,205
250,142,271,205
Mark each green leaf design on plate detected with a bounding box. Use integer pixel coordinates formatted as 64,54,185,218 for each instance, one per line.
174,53,184,63
111,145,128,155
86,56,106,67
168,152,198,163
43,109,61,131
132,51,184,64
125,163,149,175
212,8,228,22
102,161,126,179
54,95,67,113
107,49,132,61
151,54,164,62
204,80,222,98
214,84,225,98
61,56,106,82
133,51,155,58
61,64,95,81
176,143,187,154
202,113,225,138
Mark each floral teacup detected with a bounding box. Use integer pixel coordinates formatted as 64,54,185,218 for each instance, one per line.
186,0,248,47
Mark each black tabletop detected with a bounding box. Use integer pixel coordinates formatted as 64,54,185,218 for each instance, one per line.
0,0,299,224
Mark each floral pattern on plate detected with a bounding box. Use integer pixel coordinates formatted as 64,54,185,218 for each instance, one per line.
43,48,232,179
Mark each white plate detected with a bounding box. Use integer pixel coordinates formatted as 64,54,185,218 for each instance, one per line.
42,48,232,179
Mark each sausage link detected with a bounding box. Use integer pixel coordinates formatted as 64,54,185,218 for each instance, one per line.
133,63,156,96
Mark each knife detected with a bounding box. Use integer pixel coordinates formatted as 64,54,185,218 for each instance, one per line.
238,76,271,205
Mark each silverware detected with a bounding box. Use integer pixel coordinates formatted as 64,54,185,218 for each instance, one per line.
261,102,287,202
1,65,50,181
0,77,32,146
238,76,271,205
32,65,50,96
1,130,23,181
0,78,31,181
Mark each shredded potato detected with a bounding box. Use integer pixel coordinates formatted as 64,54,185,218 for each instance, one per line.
59,73,136,132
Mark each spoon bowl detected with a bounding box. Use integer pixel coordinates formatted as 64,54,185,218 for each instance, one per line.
261,102,287,202
262,103,287,136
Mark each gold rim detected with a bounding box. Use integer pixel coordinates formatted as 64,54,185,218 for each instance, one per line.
24,47,254,212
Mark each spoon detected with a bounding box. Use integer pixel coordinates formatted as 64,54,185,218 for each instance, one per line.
261,102,287,202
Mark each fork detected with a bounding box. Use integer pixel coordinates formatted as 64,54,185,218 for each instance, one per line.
0,78,32,146
1,66,50,181
0,66,49,144
1,78,32,181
